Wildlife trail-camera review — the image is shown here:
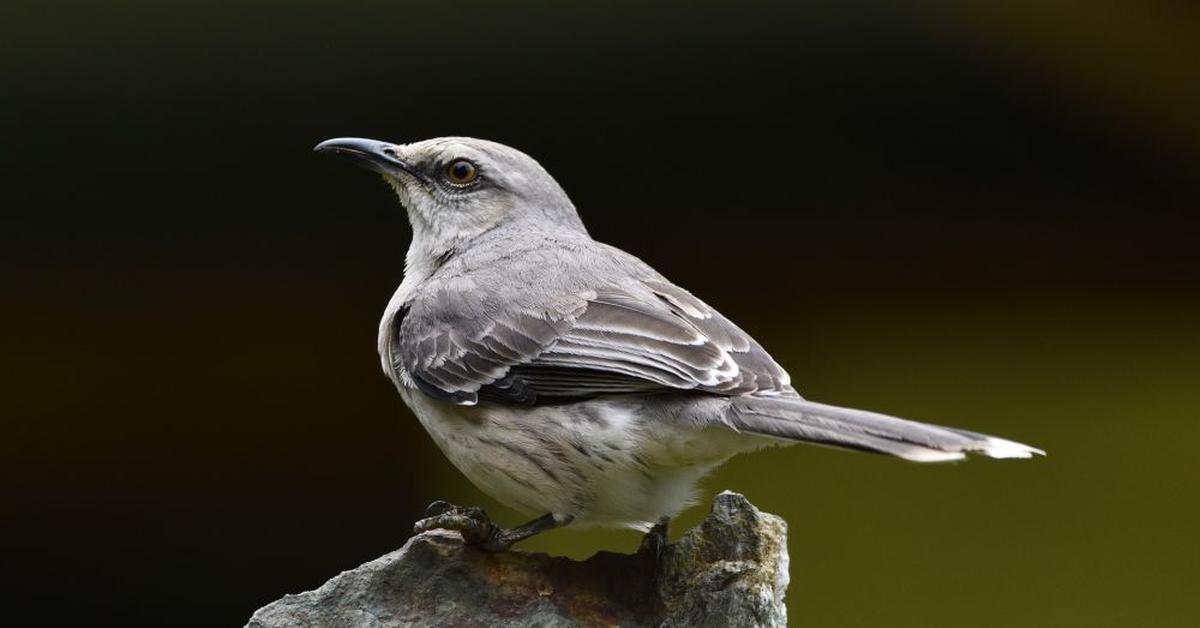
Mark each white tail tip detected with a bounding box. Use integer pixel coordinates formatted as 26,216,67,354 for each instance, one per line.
900,448,968,463
980,437,1045,459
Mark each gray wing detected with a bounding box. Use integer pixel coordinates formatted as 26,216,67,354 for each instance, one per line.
390,273,793,406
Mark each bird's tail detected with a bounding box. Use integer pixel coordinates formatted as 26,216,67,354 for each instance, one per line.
727,396,1044,462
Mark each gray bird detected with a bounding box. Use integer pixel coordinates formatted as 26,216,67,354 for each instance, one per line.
315,136,1043,552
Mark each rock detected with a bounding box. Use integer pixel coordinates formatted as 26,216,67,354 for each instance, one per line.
246,491,789,627
658,492,789,627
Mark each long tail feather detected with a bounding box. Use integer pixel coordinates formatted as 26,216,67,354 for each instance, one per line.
728,396,1044,462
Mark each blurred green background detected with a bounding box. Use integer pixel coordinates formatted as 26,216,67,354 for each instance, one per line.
2,1,1198,626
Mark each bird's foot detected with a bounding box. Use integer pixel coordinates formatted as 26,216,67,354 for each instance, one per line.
413,500,513,552
638,517,670,563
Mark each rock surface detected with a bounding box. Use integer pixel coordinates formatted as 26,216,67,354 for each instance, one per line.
246,491,788,627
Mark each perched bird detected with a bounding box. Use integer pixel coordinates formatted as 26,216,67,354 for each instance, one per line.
315,136,1043,552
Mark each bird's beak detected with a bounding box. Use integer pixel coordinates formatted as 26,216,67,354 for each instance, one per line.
313,137,429,183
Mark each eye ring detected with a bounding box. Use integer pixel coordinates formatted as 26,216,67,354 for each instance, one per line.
444,159,479,186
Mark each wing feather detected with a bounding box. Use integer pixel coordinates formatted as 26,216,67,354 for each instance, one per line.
390,240,793,405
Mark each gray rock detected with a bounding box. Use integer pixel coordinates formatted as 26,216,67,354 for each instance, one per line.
246,491,788,627
658,492,789,628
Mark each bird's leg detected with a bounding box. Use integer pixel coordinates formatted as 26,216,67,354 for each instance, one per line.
638,516,671,561
490,512,569,550
413,501,569,552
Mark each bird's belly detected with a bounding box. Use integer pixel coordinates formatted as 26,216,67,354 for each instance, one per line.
398,388,759,530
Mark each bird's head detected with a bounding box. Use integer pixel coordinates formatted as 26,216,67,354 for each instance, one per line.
315,137,585,259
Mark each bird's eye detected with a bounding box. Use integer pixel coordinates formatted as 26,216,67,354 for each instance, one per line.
445,159,478,185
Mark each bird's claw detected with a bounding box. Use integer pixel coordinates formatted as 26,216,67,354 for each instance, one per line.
638,518,670,564
421,500,456,518
413,501,513,552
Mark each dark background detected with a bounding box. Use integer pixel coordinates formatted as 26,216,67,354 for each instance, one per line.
3,1,1199,626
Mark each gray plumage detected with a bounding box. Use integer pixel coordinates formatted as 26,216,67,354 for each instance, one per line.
388,228,790,405
316,135,1043,532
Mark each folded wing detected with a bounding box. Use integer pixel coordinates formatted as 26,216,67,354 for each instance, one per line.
391,278,793,405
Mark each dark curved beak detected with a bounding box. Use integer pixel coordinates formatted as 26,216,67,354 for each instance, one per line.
313,137,429,183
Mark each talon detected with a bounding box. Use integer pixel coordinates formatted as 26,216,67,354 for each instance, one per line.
412,503,503,549
423,500,455,517
410,503,560,552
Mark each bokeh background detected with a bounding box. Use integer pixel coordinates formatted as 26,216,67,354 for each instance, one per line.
3,1,1199,626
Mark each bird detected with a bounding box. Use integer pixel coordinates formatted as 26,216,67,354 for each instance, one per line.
314,136,1044,553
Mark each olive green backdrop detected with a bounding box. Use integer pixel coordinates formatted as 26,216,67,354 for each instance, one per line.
3,1,1198,626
